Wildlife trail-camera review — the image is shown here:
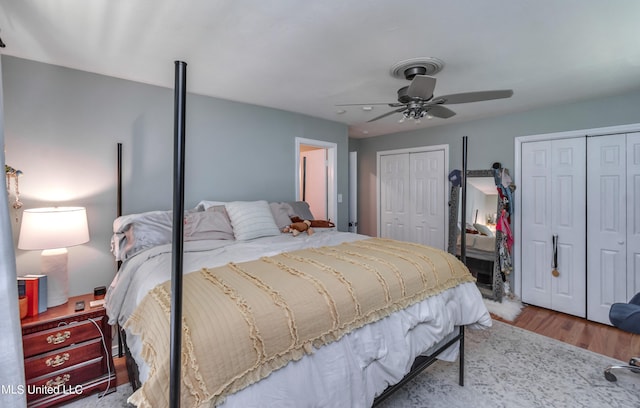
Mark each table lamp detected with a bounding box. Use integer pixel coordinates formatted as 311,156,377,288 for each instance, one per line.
18,207,90,307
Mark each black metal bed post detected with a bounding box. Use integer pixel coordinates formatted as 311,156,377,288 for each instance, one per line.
170,60,187,408
459,325,465,386
459,137,468,387
117,143,122,223
117,143,123,358
460,136,468,264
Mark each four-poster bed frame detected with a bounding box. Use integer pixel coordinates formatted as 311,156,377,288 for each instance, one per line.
114,61,472,407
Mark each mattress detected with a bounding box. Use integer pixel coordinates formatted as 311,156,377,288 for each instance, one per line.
106,231,491,407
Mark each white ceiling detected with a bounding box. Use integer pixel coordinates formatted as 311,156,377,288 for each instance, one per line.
1,1,640,138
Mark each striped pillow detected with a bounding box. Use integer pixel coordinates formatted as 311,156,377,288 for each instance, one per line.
225,200,281,240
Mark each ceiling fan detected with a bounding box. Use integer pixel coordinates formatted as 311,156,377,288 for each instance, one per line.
338,65,513,123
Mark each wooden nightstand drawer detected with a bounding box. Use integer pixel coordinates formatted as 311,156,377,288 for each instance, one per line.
24,338,103,380
26,357,104,403
23,318,103,358
21,294,116,407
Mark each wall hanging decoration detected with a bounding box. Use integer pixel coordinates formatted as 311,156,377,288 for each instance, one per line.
5,164,23,210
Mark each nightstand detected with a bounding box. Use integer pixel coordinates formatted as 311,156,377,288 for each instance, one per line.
21,293,116,407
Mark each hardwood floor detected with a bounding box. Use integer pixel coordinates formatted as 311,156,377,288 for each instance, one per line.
112,304,640,387
493,304,640,362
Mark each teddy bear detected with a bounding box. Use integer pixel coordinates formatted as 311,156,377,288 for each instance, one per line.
283,219,314,236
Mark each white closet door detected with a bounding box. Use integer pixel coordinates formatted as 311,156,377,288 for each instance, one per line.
551,138,587,316
521,138,586,317
521,140,553,308
410,151,445,249
380,154,410,241
587,134,627,324
627,132,640,298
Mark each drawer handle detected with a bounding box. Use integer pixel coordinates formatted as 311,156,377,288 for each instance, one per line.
46,331,71,345
45,353,70,368
45,374,70,388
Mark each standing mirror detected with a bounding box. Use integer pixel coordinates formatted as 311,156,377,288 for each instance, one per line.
448,167,514,302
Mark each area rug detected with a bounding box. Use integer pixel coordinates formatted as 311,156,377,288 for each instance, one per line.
378,320,640,408
60,384,132,407
63,321,640,407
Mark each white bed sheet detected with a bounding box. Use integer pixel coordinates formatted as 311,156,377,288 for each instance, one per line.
457,233,496,261
106,231,491,407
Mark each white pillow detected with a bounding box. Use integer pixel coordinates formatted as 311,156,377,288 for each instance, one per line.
473,223,494,237
225,201,281,240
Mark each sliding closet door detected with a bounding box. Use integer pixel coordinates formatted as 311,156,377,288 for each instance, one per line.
587,134,627,324
521,141,553,309
410,151,445,249
380,154,410,241
628,132,640,299
379,147,446,248
521,137,586,317
587,132,640,324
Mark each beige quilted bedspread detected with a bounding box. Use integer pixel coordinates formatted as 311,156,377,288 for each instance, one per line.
125,238,475,407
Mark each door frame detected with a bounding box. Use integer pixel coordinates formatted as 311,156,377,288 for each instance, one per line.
376,144,449,246
295,137,337,223
514,123,640,299
349,151,358,233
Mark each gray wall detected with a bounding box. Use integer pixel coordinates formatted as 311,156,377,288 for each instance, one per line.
352,90,640,237
3,56,349,297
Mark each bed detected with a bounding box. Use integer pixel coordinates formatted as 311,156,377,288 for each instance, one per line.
106,64,491,407
105,200,491,407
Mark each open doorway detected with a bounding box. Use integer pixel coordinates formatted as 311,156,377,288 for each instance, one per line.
295,138,337,223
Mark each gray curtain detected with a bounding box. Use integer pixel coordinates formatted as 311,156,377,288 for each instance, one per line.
0,57,27,407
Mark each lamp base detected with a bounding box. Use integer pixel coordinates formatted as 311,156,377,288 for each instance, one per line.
41,248,69,307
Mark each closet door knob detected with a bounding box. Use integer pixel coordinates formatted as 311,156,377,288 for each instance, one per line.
618,240,625,245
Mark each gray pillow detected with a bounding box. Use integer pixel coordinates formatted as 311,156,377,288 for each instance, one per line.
270,202,294,230
184,209,234,241
287,201,315,220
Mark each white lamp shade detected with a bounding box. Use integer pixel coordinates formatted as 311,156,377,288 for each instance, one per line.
18,207,90,307
18,207,90,250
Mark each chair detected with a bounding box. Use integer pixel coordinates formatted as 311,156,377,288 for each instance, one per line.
604,292,640,382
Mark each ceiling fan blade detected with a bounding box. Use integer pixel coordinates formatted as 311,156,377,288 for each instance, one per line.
427,105,456,119
436,90,513,105
335,102,397,106
407,75,437,99
367,107,406,123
